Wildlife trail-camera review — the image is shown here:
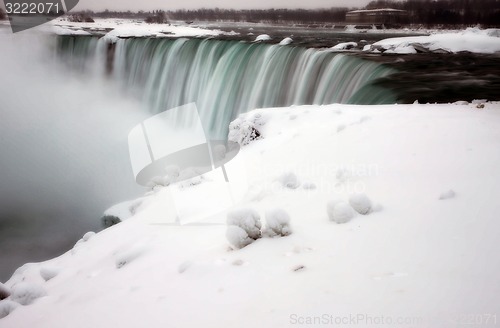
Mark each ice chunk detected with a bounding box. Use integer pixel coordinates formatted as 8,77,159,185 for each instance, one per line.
332,42,357,50
279,37,293,45
255,34,271,42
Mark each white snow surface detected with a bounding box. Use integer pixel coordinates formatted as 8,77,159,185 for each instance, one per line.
2,102,500,327
48,18,229,41
331,41,358,50
372,27,500,54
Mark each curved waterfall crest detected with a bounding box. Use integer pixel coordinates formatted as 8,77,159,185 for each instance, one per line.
57,37,396,138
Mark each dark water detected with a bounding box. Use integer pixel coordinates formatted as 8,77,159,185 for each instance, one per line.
363,53,500,103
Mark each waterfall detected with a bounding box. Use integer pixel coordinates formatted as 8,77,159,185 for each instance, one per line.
57,36,397,138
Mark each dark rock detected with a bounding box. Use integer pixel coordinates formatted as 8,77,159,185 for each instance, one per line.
101,215,121,228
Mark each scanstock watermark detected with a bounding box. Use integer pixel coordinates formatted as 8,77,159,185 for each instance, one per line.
289,313,423,326
2,0,78,33
289,313,498,326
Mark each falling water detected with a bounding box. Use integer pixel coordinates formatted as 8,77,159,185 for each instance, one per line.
57,36,397,138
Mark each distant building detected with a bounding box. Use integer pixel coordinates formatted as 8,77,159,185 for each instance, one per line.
345,8,409,25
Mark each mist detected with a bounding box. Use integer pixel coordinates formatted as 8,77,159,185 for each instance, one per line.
0,29,148,281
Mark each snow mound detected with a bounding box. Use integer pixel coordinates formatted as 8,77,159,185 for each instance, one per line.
82,231,96,242
279,37,293,45
0,301,19,319
227,208,262,240
384,45,417,54
349,193,372,215
264,209,292,237
39,267,60,282
226,225,254,249
332,42,357,50
228,113,265,146
10,282,47,305
255,34,271,42
327,201,355,224
278,172,301,189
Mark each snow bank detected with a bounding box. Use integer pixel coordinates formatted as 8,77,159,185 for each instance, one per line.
2,102,500,328
369,27,500,54
48,18,229,40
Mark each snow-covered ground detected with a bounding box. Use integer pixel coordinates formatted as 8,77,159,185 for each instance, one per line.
49,18,233,40
365,27,500,54
2,102,500,327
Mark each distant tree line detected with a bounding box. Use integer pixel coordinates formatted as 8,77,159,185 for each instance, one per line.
366,0,500,26
169,8,349,24
67,0,499,27
69,8,349,24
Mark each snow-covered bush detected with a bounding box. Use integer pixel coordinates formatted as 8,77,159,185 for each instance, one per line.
226,225,254,249
228,113,265,146
349,193,372,215
278,172,301,189
226,208,262,240
0,300,19,319
10,282,47,305
264,209,292,237
327,201,355,224
40,267,60,282
0,283,10,300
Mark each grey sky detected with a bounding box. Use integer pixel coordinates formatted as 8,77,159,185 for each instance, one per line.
75,0,371,11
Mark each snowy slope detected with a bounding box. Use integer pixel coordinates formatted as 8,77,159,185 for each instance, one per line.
2,102,500,327
369,28,500,54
